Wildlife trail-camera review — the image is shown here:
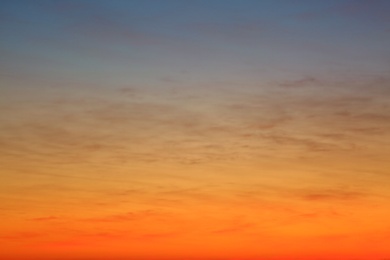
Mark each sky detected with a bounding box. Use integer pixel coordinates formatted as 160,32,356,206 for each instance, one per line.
1,0,390,259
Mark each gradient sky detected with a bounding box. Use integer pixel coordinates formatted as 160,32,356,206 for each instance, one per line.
1,0,390,260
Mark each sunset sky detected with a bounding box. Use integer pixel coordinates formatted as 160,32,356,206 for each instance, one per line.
1,0,390,259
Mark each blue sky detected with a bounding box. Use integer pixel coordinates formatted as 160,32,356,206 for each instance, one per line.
2,0,389,89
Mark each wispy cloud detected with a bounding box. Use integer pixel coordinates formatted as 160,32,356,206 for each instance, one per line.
297,0,390,26
0,232,42,240
277,76,322,88
212,222,254,235
28,216,59,222
295,189,366,202
82,210,165,223
2,74,389,169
